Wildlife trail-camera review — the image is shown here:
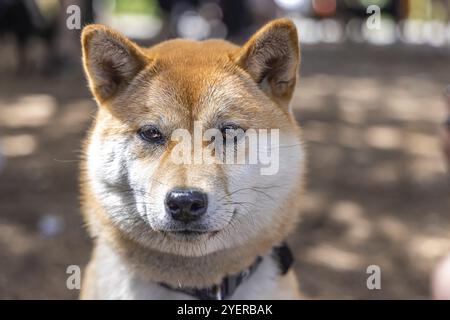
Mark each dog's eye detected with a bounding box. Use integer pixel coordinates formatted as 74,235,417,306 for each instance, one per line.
138,126,164,144
221,123,244,143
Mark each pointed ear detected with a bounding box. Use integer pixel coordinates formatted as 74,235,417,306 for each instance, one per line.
233,19,300,108
81,24,149,103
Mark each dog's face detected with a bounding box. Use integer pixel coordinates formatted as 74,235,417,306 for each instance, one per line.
82,20,304,257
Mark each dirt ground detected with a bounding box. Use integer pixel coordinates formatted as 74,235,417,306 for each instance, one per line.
0,44,449,299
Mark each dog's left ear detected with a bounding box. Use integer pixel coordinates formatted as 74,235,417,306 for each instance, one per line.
234,19,300,108
81,24,150,104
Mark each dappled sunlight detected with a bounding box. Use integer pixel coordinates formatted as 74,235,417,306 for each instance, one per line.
296,74,338,97
0,222,39,256
407,235,450,275
336,125,364,149
0,94,57,128
367,162,400,184
408,235,450,261
404,132,441,157
394,76,442,96
383,96,442,122
301,190,328,214
308,144,344,168
376,216,410,243
364,126,403,150
0,134,38,157
407,157,446,184
295,94,326,112
329,200,372,242
303,244,365,272
55,99,95,134
336,78,382,102
338,101,368,124
292,46,450,298
302,121,329,143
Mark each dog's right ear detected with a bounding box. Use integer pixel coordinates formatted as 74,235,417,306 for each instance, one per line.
81,24,149,103
233,19,300,109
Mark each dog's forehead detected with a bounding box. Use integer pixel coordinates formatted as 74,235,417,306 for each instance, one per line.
145,39,239,64
139,40,251,120
140,71,246,128
148,40,240,95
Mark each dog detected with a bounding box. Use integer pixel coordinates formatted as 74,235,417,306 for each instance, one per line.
79,18,305,299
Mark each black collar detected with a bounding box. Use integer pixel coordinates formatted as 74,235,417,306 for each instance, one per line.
159,243,293,300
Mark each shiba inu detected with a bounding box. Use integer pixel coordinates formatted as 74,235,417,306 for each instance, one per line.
80,18,305,299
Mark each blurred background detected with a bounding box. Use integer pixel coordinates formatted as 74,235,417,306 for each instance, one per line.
0,0,449,299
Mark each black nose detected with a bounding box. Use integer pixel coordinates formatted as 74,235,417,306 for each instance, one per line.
165,189,208,223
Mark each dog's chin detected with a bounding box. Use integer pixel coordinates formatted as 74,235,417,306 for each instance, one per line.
144,229,225,257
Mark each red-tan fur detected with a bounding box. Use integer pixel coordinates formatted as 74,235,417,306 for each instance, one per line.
80,19,305,299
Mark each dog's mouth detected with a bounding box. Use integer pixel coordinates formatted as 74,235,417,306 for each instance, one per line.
176,230,209,236
162,229,220,240
155,209,237,240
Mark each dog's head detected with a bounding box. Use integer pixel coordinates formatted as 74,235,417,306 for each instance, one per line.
82,19,304,257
